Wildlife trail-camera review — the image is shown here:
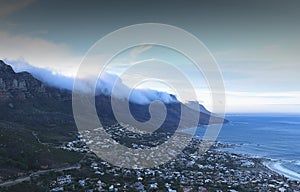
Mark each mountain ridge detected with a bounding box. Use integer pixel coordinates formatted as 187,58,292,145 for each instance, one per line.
0,59,227,179
0,60,227,128
0,60,70,102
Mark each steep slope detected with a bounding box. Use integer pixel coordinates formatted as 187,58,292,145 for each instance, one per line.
0,60,73,129
0,60,227,129
0,61,82,180
0,59,227,179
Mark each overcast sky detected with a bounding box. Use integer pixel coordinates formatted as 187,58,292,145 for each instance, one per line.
0,0,299,113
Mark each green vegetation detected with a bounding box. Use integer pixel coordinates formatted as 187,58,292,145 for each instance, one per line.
0,121,83,180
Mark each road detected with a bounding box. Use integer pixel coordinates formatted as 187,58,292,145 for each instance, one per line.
0,164,81,187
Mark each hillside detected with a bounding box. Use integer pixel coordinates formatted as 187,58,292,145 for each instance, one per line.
0,59,227,180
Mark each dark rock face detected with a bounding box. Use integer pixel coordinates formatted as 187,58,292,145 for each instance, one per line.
0,60,71,102
0,60,46,100
0,60,73,127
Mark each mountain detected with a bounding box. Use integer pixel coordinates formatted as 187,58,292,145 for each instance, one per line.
0,59,227,129
0,60,73,129
0,61,82,178
0,60,65,101
0,59,227,179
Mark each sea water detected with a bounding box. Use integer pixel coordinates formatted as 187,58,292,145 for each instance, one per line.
190,114,300,180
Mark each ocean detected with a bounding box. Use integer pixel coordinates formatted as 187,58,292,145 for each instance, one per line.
189,114,300,180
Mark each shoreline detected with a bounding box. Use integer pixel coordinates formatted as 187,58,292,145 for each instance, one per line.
2,131,300,191
179,126,300,182
214,141,300,182
263,160,300,181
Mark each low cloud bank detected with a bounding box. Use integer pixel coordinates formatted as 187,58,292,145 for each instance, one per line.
5,59,179,104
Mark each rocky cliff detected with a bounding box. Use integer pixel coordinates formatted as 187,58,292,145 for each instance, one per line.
0,60,73,103
0,60,46,100
0,60,73,128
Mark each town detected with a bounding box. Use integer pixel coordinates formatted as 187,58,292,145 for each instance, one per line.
56,123,300,191
1,123,300,191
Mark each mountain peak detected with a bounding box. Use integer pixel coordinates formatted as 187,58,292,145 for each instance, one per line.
0,60,47,101
0,60,15,75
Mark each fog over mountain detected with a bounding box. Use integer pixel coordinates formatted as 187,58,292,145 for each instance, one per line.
5,59,179,105
0,59,227,128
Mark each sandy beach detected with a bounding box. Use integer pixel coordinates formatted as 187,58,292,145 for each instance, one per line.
264,160,300,181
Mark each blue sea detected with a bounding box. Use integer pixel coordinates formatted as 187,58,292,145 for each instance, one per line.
191,114,300,180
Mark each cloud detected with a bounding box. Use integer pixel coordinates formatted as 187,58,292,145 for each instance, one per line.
129,45,154,62
0,31,178,104
104,46,155,74
5,59,178,104
192,89,300,113
0,0,35,18
1,31,299,113
212,45,300,94
6,58,74,90
224,91,300,113
0,31,81,77
214,45,300,71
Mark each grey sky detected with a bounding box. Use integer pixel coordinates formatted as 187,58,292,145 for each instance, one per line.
0,0,299,113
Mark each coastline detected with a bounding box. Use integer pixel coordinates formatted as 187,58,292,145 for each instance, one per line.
214,141,300,182
263,160,300,181
2,129,300,191
180,125,300,183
